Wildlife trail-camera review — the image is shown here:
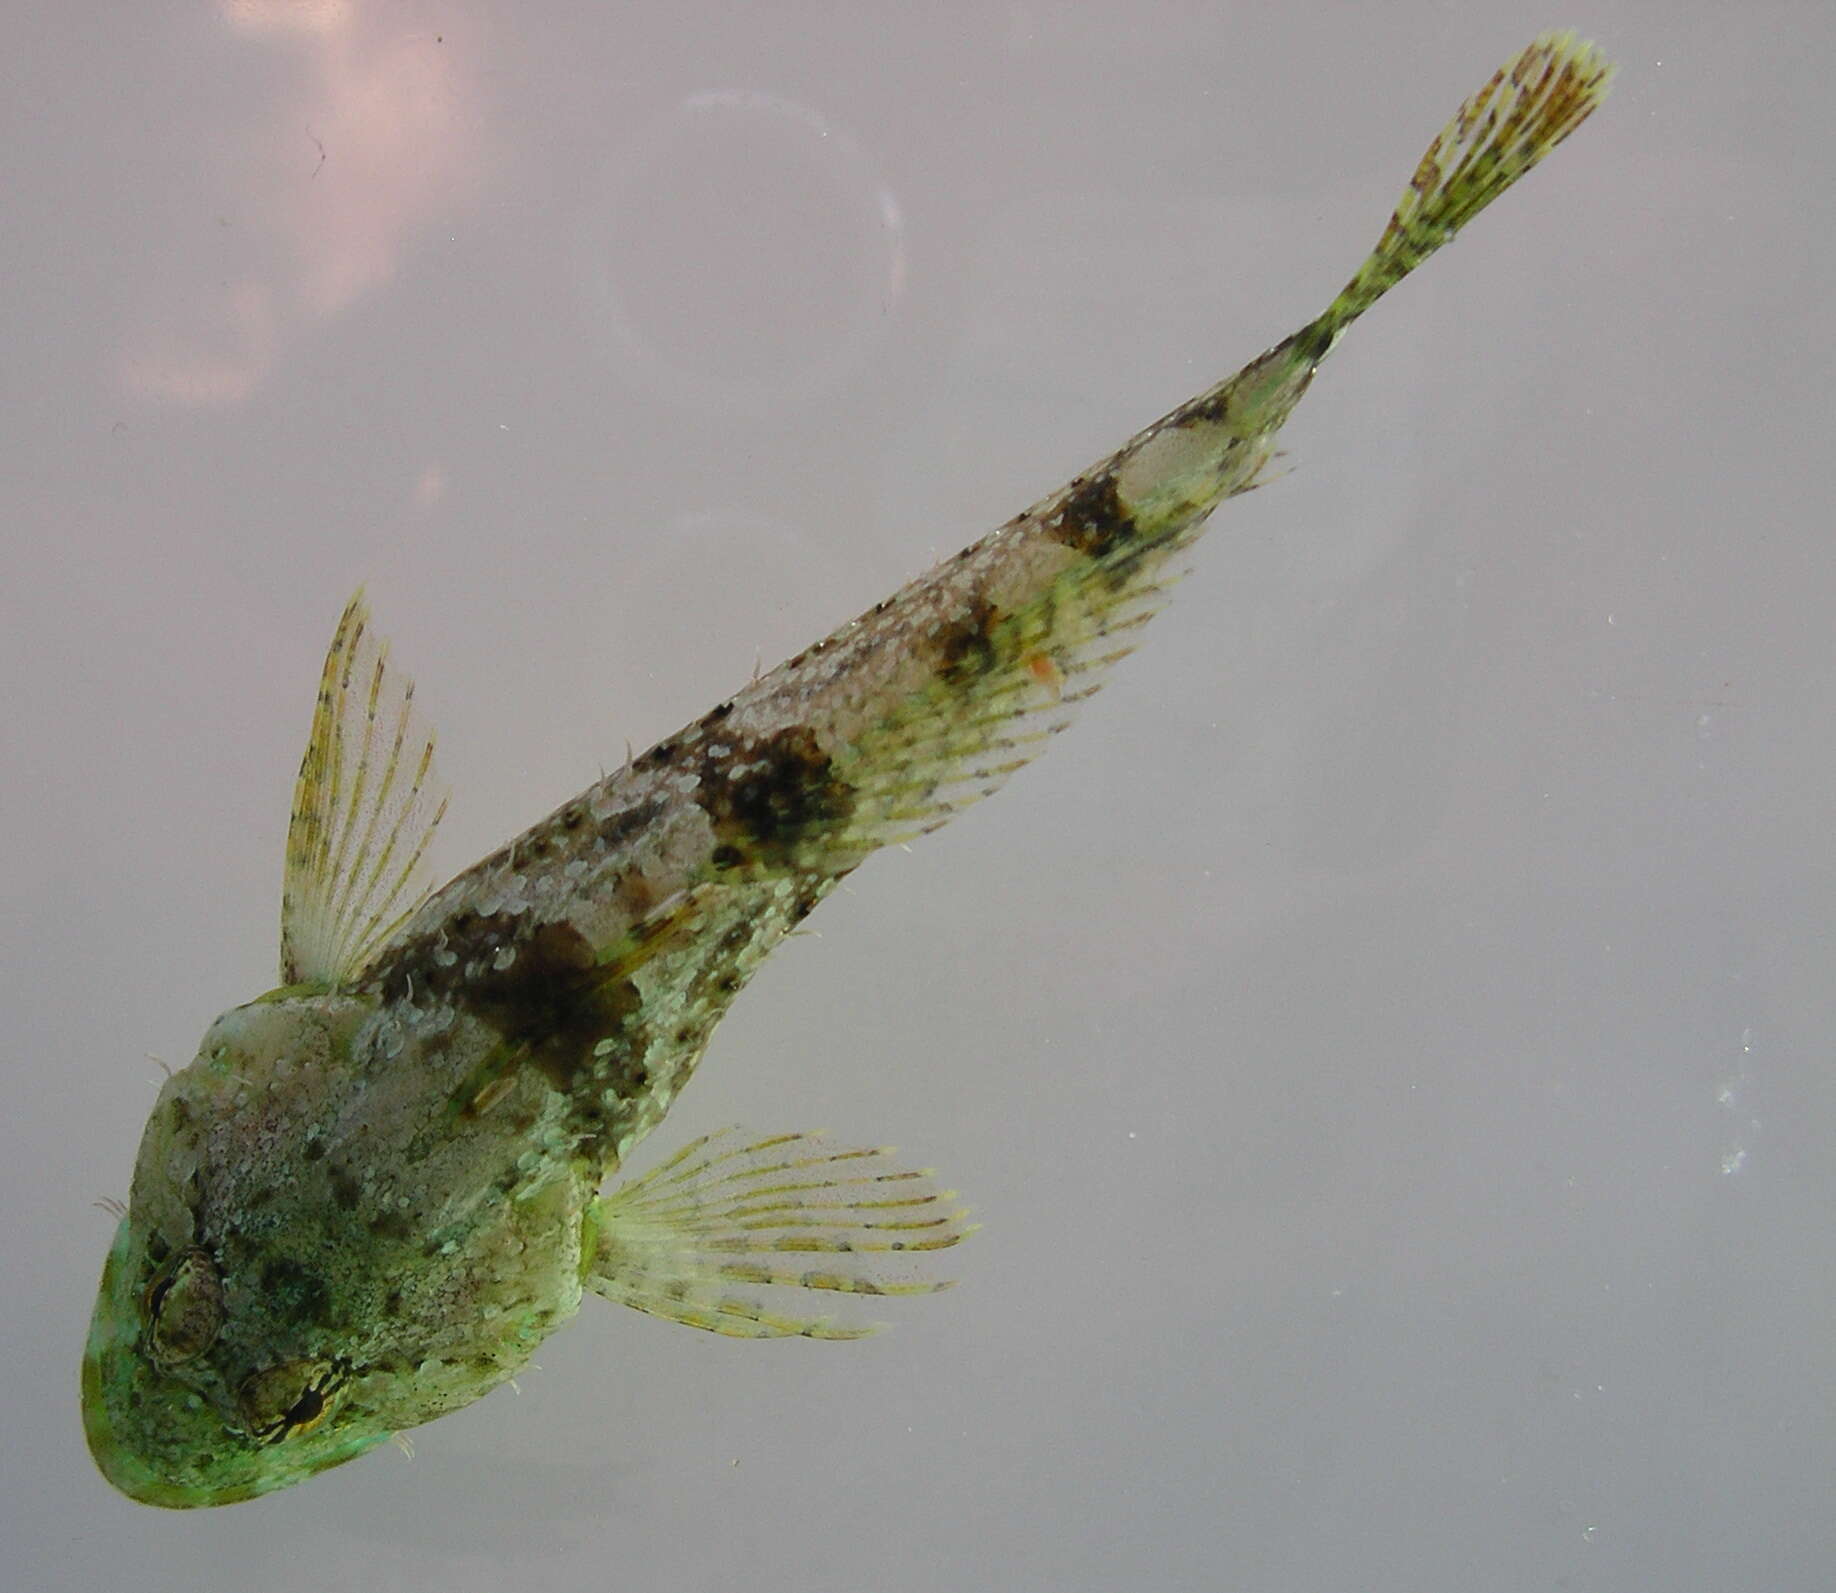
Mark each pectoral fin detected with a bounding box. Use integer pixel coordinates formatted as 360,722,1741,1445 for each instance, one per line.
587,1129,974,1339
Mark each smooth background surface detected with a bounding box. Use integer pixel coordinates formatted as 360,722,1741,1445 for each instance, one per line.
5,4,1834,1589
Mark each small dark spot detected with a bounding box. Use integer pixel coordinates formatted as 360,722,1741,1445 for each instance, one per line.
702,701,734,724
598,798,662,851
302,1137,326,1163
710,844,744,870
1184,387,1230,424
327,1165,360,1211
383,1290,403,1316
1288,320,1332,363
369,1209,414,1241
613,870,658,917
561,805,585,830
934,595,1002,683
1049,471,1136,559
258,1259,330,1327
635,739,681,771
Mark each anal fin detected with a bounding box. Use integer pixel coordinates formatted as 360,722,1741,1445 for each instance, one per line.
587,1128,975,1340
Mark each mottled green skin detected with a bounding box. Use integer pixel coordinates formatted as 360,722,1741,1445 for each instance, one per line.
81,33,1610,1508
79,329,1309,1504
83,720,869,1508
84,992,592,1505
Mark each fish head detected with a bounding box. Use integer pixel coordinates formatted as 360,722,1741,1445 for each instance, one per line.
82,1211,388,1507
83,992,588,1507
81,1001,395,1506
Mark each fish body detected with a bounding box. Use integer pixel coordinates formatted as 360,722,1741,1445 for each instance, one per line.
83,34,1614,1507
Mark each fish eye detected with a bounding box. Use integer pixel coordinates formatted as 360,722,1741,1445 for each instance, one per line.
238,1360,348,1443
143,1247,224,1365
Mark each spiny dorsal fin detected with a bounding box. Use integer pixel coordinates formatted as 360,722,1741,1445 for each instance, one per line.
589,1128,976,1339
280,591,449,987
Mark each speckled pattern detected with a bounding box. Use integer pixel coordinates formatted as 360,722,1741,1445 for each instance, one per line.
81,33,1611,1509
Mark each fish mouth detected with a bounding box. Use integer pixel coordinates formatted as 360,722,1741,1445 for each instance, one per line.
83,1350,375,1508
82,1353,261,1509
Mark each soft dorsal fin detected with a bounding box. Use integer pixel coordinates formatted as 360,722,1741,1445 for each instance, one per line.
280,592,449,987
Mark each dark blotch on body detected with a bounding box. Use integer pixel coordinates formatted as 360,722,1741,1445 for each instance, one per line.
460,919,644,1099
1049,471,1136,560
258,1259,331,1328
369,1209,414,1241
695,726,854,868
371,912,648,1130
934,595,1003,683
634,738,681,771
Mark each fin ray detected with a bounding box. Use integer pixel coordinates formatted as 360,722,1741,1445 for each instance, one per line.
651,35,1612,878
588,1128,974,1339
280,592,449,987
1324,30,1616,340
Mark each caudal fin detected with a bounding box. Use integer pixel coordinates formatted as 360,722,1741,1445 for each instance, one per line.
1316,31,1615,346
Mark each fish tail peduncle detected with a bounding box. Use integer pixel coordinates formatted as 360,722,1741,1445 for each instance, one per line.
1311,30,1615,353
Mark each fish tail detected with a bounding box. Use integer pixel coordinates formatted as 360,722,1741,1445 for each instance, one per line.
524,37,1614,887
1078,33,1614,541
1313,30,1615,350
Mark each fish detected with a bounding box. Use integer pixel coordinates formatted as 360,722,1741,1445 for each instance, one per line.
82,31,1615,1507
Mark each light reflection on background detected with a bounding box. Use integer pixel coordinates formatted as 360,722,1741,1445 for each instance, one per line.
119,1,490,406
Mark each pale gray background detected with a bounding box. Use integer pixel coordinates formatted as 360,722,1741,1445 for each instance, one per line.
4,3,1833,1590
